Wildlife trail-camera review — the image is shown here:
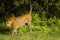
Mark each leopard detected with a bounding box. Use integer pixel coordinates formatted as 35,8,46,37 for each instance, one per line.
6,0,32,35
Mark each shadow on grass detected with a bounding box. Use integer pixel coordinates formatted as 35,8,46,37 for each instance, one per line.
0,26,12,35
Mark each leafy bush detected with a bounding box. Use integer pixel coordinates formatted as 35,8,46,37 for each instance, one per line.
0,0,60,35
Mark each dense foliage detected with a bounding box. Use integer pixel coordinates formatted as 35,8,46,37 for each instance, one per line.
0,0,60,34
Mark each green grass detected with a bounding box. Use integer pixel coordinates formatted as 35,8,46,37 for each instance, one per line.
0,31,60,40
